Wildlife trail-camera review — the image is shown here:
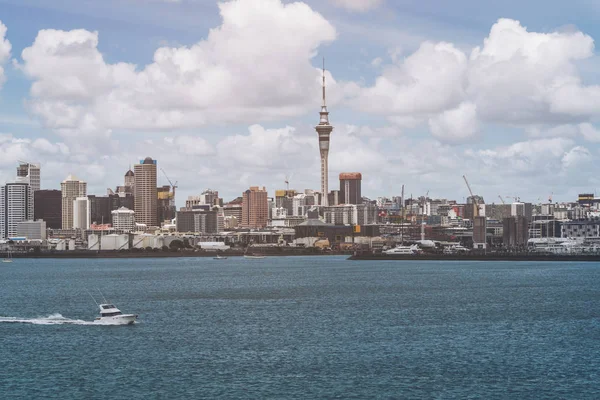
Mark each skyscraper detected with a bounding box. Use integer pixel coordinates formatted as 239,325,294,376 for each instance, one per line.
315,60,333,206
339,173,362,205
34,190,62,229
73,197,91,230
134,157,158,227
61,175,87,229
241,186,268,229
16,162,41,192
0,178,34,239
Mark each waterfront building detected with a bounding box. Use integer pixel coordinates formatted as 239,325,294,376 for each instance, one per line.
315,62,333,207
111,207,136,232
16,162,41,192
134,157,158,227
0,178,34,239
61,175,87,229
177,209,219,234
339,173,362,205
34,189,62,229
73,196,91,230
16,220,47,240
241,186,268,229
472,216,487,248
503,216,529,247
561,220,600,238
323,203,378,226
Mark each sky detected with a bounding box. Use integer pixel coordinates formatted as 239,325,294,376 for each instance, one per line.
0,0,599,206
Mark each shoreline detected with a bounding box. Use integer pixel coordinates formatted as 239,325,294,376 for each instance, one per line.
348,253,600,262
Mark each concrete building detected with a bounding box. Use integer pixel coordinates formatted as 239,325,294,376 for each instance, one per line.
185,189,221,209
339,173,362,205
16,220,47,240
112,207,136,232
472,216,487,248
0,179,34,239
34,189,62,229
511,202,533,220
157,185,176,225
17,162,41,192
315,63,333,206
73,197,91,230
561,220,600,238
134,157,158,227
177,210,219,234
323,204,378,226
503,216,529,247
241,187,268,229
61,175,87,229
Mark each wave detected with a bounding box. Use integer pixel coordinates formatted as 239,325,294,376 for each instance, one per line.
0,313,136,326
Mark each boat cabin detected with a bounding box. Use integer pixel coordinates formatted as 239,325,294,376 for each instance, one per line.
99,304,123,317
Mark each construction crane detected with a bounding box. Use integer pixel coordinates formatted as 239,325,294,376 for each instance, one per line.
462,175,481,217
285,175,289,191
498,195,505,205
160,168,178,204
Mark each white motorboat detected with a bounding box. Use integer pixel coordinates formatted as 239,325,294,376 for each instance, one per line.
383,244,420,255
244,255,266,259
213,255,228,260
94,304,138,325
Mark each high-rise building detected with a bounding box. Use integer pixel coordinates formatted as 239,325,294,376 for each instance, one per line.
124,169,135,189
34,189,62,229
16,162,41,192
157,185,176,225
315,61,333,206
241,186,268,229
0,178,34,239
61,175,87,229
112,207,136,232
339,173,362,205
73,197,90,230
134,157,158,227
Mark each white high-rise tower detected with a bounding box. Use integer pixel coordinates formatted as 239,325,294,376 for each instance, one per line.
315,59,333,206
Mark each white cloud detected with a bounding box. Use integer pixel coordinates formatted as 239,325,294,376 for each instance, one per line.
579,123,600,142
330,0,383,12
0,21,12,89
428,102,479,144
351,18,600,143
19,0,337,139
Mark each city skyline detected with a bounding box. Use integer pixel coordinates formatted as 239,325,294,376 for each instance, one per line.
0,0,599,205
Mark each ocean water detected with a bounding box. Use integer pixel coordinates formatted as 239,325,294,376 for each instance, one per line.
1,256,599,399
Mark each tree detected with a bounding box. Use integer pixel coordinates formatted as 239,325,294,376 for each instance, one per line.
169,240,184,250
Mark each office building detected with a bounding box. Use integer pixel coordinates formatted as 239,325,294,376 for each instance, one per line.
241,186,268,229
157,185,176,225
17,220,47,240
34,189,62,229
0,178,34,239
73,197,90,230
134,157,158,227
16,162,41,192
473,216,487,247
339,173,362,205
315,63,333,206
112,207,136,232
177,209,219,234
61,175,87,229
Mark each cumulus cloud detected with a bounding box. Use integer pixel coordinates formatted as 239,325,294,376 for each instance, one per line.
330,0,383,12
579,123,600,142
428,102,479,144
352,18,600,143
19,0,336,139
0,21,11,88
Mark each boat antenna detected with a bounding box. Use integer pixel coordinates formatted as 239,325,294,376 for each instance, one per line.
86,289,99,306
96,289,108,304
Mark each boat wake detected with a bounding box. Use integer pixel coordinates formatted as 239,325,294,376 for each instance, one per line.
0,313,136,326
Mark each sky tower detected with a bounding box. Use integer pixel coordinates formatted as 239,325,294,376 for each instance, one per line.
315,59,333,206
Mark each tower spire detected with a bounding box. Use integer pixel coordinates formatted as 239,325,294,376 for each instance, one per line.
322,57,326,107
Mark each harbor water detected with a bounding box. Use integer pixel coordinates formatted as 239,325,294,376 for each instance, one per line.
1,256,599,399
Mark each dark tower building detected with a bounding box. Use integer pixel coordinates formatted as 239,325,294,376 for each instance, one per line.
34,189,62,229
339,172,362,205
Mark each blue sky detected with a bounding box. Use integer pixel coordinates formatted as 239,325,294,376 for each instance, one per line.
0,0,599,206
